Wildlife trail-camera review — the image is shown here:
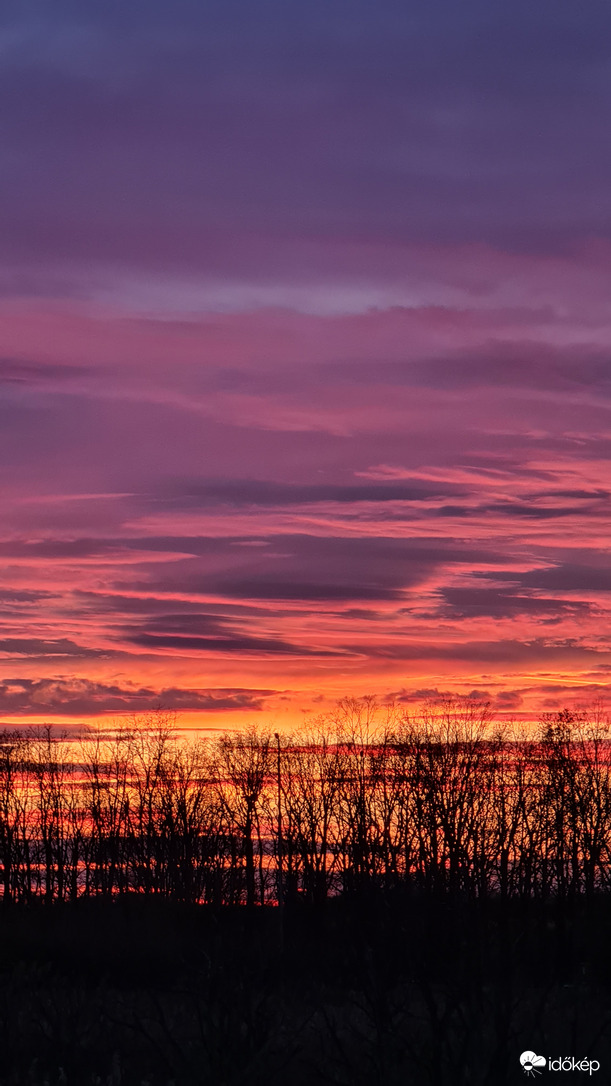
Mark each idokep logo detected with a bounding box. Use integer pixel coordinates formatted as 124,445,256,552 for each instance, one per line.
519,1051,601,1076
547,1057,600,1074
520,1052,546,1076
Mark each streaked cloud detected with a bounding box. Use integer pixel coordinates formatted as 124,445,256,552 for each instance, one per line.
0,2,610,724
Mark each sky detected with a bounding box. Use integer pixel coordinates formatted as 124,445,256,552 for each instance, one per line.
2,0,611,730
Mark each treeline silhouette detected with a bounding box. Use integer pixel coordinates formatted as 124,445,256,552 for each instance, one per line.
2,698,611,1085
1,697,611,906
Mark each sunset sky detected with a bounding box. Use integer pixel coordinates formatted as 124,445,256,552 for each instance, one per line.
2,0,611,729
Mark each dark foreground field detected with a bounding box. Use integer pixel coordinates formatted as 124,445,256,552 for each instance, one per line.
0,892,610,1086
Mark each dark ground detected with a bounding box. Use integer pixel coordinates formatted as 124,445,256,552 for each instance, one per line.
0,892,610,1085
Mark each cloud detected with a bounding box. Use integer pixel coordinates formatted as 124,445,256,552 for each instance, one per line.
493,690,524,710
118,606,343,655
0,3,610,724
347,638,608,666
0,677,277,716
485,564,611,593
0,0,610,308
330,346,611,396
161,478,464,508
0,588,54,603
206,581,404,603
386,685,524,712
0,637,105,657
431,502,600,521
125,631,336,656
0,358,86,386
130,533,509,604
437,586,594,620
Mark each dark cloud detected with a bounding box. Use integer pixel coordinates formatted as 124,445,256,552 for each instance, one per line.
493,690,524,710
0,539,129,559
0,535,283,562
0,536,245,560
0,637,104,657
433,501,604,520
438,587,594,620
533,489,611,501
124,612,236,634
119,608,342,654
484,565,611,593
390,687,450,703
0,677,276,716
0,0,610,294
0,589,54,603
0,522,476,563
125,630,335,655
387,686,523,711
347,638,607,665
74,591,210,615
340,608,385,620
0,358,85,386
73,592,278,620
162,479,464,508
329,348,611,396
132,533,509,603
209,581,403,602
